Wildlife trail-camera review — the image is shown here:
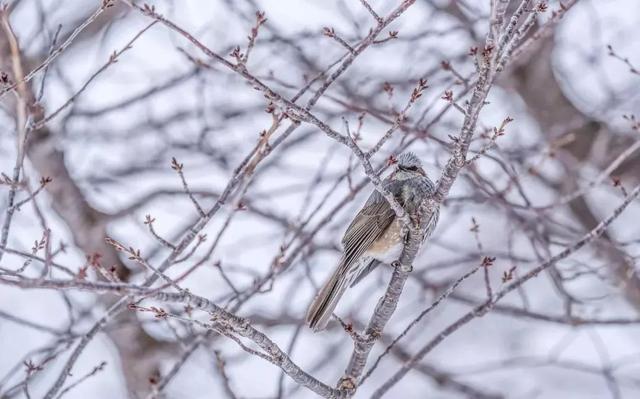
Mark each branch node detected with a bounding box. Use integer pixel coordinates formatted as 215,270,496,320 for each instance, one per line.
392,260,412,273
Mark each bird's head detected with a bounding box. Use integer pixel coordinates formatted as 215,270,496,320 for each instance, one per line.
395,152,426,177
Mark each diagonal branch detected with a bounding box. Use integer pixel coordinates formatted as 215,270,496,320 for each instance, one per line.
372,183,640,397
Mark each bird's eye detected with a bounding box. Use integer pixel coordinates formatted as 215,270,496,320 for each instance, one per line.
405,165,418,171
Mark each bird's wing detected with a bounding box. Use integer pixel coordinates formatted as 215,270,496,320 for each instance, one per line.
339,181,402,272
350,259,381,287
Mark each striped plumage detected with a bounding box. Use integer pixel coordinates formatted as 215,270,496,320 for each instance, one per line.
306,153,438,331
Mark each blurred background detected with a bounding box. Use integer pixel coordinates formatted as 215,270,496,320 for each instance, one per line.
1,0,640,398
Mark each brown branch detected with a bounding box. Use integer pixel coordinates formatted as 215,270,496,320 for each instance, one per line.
0,1,113,98
0,6,29,264
31,21,158,130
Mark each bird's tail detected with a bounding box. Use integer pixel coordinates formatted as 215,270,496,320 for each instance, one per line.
306,262,350,332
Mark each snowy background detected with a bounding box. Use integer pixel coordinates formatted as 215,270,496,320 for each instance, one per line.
1,0,640,398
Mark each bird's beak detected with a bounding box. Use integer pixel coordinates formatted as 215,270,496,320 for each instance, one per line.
417,167,426,176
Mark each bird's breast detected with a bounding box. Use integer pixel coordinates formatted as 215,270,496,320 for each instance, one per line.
365,219,404,264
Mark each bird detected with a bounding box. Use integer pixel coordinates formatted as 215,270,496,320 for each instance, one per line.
306,152,439,331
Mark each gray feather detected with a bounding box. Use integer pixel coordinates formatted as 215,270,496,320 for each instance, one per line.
306,256,373,331
305,153,439,331
350,259,381,287
305,263,349,331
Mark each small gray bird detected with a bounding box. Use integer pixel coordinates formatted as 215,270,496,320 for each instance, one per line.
306,152,439,331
